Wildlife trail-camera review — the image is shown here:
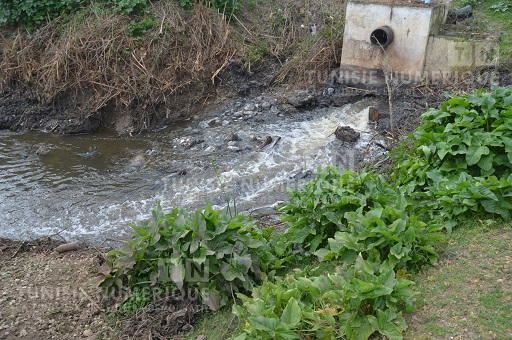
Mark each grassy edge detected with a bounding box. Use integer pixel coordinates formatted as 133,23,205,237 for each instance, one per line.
404,217,512,339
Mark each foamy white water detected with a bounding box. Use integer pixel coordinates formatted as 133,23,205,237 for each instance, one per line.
0,99,376,244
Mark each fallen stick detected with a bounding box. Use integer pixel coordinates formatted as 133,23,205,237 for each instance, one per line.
12,241,26,258
270,136,281,150
79,287,105,312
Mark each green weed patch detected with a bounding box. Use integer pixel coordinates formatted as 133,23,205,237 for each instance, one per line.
100,202,275,310
394,86,512,220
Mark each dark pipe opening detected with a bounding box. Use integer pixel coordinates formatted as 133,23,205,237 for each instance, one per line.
370,26,394,48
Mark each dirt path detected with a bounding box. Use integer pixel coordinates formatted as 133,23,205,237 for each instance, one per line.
0,239,117,339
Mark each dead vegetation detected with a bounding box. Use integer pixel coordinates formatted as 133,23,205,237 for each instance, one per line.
235,0,346,86
118,294,205,339
0,0,347,132
0,1,236,130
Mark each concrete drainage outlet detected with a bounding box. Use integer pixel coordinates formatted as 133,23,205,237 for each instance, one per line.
370,26,394,48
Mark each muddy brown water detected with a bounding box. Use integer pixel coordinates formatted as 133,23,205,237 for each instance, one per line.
0,99,380,244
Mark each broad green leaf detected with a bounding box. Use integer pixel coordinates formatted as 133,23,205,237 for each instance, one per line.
221,263,246,282
315,248,334,262
466,145,490,166
248,316,280,334
280,297,301,327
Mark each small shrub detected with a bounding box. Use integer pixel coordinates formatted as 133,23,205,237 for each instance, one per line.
100,202,275,310
279,168,405,254
233,255,416,340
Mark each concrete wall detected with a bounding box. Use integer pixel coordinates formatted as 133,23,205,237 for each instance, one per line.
341,1,439,75
424,35,498,72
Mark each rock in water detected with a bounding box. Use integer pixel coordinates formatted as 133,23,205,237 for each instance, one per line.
334,126,360,142
259,136,273,149
127,155,146,172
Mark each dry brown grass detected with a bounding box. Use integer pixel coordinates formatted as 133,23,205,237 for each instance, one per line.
235,0,346,87
0,2,235,128
0,0,349,131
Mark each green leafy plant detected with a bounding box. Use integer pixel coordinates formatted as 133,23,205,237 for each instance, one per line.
118,286,155,315
233,255,416,340
100,201,275,310
205,0,241,18
461,0,479,7
127,17,154,36
0,0,83,29
489,1,509,12
316,203,442,273
177,0,193,9
393,86,512,219
279,168,405,254
112,0,148,15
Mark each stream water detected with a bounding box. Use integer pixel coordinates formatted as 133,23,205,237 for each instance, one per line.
0,99,379,244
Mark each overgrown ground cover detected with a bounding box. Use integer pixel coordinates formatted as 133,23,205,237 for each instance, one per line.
99,85,512,339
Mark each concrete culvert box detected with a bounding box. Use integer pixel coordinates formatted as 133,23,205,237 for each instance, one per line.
340,0,451,77
340,0,498,82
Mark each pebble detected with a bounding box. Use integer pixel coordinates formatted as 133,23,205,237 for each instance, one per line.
83,329,93,337
261,101,271,109
270,106,279,114
233,111,243,117
227,146,241,152
324,87,335,96
198,121,209,129
243,110,254,116
227,141,237,146
243,103,255,111
222,120,230,126
204,146,215,152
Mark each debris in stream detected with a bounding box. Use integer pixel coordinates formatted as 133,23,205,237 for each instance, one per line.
334,126,360,142
35,145,49,156
79,145,98,157
259,136,273,149
228,132,241,142
269,136,282,150
290,169,312,180
180,137,204,149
